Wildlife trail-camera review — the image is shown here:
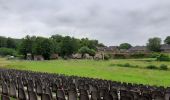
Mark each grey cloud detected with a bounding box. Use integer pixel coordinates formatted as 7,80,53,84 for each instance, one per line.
0,0,170,46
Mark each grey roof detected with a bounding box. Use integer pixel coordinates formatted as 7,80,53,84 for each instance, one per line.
97,46,118,51
161,44,170,50
128,46,147,51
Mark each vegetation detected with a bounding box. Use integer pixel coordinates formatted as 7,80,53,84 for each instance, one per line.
1,58,170,86
119,43,132,50
156,54,170,61
0,48,17,56
146,65,158,70
164,36,170,44
147,37,161,52
160,64,168,70
78,46,95,56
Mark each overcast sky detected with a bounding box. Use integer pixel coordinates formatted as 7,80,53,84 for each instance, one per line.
0,0,170,46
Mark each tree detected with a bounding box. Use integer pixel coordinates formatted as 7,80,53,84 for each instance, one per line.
80,38,99,50
164,36,170,44
60,36,79,57
6,38,17,49
0,36,7,47
33,37,54,60
119,43,132,49
147,37,161,52
40,39,53,60
18,35,36,58
78,46,96,56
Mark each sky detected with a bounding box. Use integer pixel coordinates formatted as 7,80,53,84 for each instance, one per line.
0,0,170,46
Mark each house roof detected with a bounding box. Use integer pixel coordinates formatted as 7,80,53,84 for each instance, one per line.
97,46,118,51
128,46,147,51
161,44,170,50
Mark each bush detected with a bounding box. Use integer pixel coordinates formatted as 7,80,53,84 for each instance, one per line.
130,53,146,58
156,54,170,61
160,64,168,70
0,48,17,56
114,54,126,59
110,63,138,68
124,63,130,67
104,54,111,60
146,65,158,69
149,53,160,58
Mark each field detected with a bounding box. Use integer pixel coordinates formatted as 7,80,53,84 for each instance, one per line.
1,58,170,87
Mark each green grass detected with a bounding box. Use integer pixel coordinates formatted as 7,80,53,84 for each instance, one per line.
1,58,170,87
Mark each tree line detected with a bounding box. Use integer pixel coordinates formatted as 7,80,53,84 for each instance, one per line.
0,35,170,60
0,35,104,59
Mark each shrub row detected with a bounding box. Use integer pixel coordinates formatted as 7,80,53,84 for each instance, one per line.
110,63,168,71
156,54,170,61
110,63,139,68
146,64,168,70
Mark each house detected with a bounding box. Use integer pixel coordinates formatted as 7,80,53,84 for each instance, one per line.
94,53,103,60
34,55,44,61
161,44,170,53
50,54,59,59
97,46,119,53
72,53,82,59
128,46,149,53
83,53,93,59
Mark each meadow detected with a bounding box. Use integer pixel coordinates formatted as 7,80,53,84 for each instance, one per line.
1,58,170,87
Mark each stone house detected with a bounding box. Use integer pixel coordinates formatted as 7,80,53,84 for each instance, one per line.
161,44,170,53
128,46,149,53
34,55,44,61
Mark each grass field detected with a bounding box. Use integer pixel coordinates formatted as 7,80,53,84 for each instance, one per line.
1,58,170,87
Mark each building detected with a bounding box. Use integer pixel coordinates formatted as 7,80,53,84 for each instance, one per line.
128,46,149,53
34,55,44,61
161,44,170,53
97,46,119,54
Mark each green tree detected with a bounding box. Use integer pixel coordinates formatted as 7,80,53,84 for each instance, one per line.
40,39,53,60
164,36,170,44
147,37,161,52
119,43,132,49
0,36,7,47
50,34,64,54
60,36,79,57
80,38,99,50
18,35,36,58
6,38,17,49
78,46,96,56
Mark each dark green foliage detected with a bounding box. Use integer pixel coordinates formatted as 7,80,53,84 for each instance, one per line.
114,54,126,59
160,64,168,70
110,63,138,68
60,36,79,57
130,53,146,58
0,48,17,56
104,54,111,60
40,39,53,60
6,38,17,49
18,35,36,58
147,37,161,52
78,46,96,56
149,53,160,58
119,43,132,50
164,36,170,44
80,38,100,50
0,36,7,47
146,65,158,69
156,54,170,61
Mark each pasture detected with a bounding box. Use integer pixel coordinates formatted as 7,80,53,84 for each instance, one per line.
1,58,170,87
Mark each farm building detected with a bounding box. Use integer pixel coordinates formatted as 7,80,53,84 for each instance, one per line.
34,55,44,61
161,44,170,53
97,46,119,53
128,46,149,53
